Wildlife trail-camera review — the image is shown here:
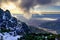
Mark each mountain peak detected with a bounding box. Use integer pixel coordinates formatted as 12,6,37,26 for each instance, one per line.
0,8,31,35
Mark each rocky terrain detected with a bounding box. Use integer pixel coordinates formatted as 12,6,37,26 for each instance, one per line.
0,8,31,40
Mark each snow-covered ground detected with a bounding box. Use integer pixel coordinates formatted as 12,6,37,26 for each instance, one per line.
0,32,22,40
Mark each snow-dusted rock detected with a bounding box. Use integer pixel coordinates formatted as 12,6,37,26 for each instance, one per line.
0,8,31,40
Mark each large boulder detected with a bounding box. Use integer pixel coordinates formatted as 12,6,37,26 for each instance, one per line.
0,8,4,22
3,10,11,21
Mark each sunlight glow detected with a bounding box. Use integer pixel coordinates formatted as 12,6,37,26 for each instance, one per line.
1,2,24,14
37,18,57,21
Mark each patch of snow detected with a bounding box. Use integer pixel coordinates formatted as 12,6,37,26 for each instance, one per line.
0,33,22,40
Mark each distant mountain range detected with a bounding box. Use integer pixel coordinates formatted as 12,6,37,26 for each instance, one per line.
13,14,60,34
39,19,60,34
32,14,60,19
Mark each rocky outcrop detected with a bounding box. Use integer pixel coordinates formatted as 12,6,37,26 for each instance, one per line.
0,8,31,35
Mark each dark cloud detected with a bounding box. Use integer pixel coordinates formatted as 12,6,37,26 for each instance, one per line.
20,0,53,12
20,0,34,10
37,0,52,5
